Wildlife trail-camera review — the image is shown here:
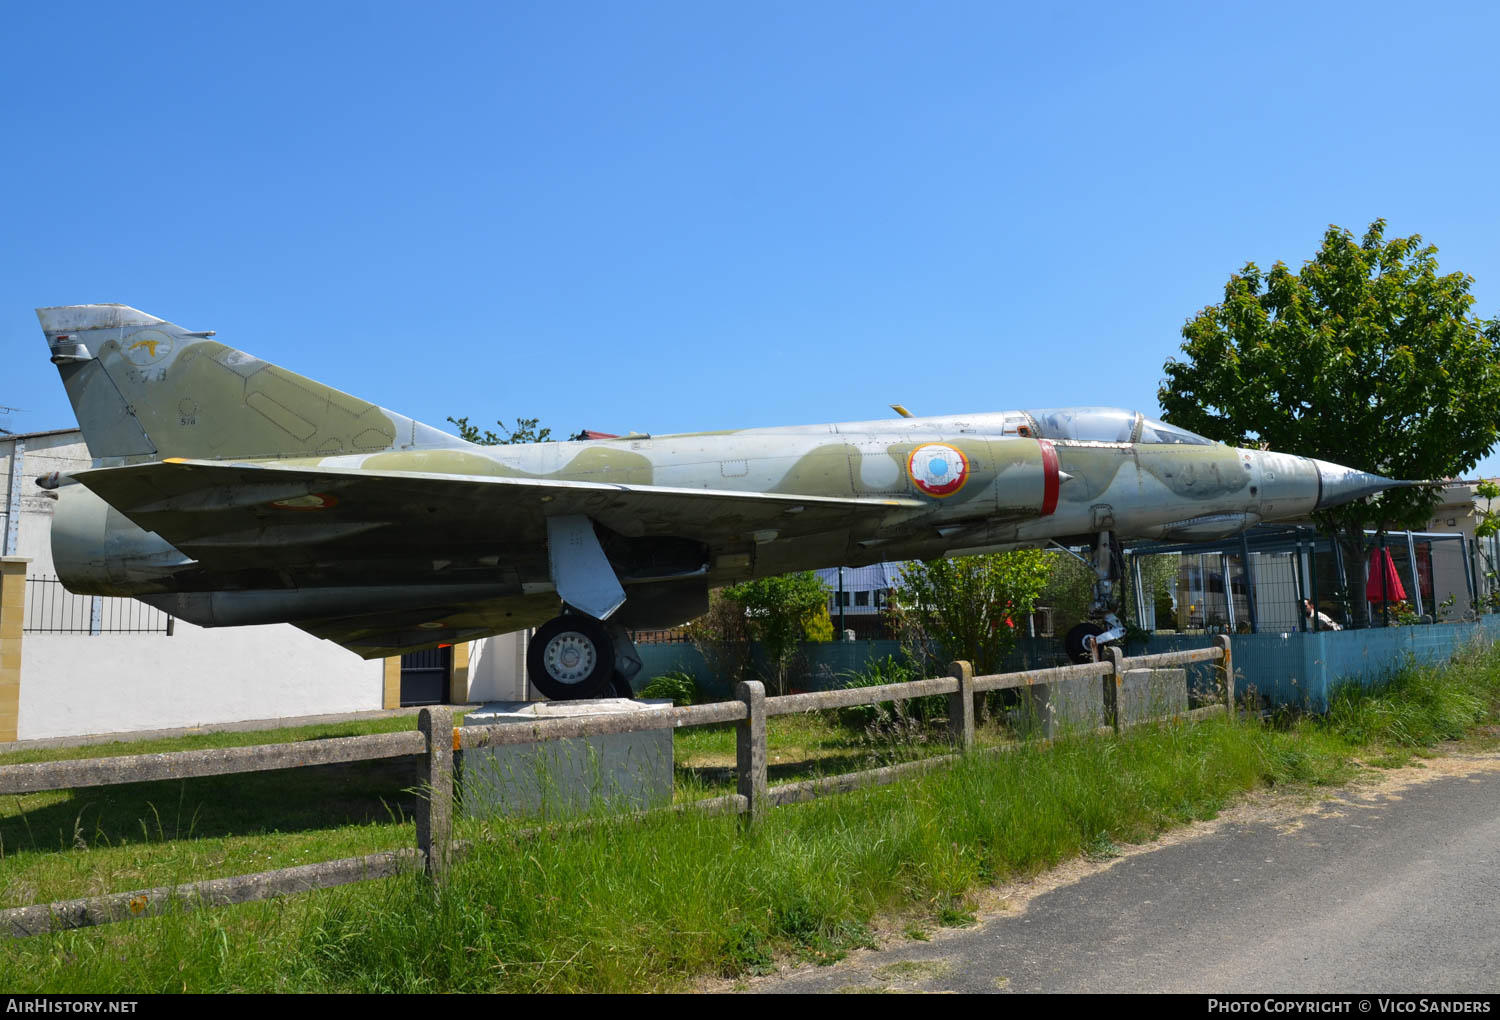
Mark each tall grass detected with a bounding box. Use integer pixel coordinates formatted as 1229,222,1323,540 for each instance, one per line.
2,644,1497,992
0,716,1335,992
1321,644,1500,749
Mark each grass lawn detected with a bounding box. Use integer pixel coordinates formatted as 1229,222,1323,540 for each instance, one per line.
0,643,1496,991
0,703,990,904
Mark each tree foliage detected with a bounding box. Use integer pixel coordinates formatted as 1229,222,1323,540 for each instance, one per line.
1477,480,1500,543
1476,480,1500,610
1158,220,1500,623
888,551,1051,675
801,602,835,643
1038,550,1095,636
723,572,831,695
685,588,752,688
447,415,590,444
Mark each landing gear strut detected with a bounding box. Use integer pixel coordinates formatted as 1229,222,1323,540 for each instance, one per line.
1061,531,1128,663
527,513,645,700
525,611,644,701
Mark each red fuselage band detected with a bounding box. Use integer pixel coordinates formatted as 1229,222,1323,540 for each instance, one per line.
1040,439,1059,516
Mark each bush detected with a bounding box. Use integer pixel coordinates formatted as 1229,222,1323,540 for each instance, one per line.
639,671,701,706
835,655,944,731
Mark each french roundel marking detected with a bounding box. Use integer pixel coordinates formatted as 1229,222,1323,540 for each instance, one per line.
907,443,970,497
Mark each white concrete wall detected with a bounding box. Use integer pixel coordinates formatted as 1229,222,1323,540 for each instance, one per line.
467,631,531,702
2,430,88,572
20,620,383,739
6,430,385,740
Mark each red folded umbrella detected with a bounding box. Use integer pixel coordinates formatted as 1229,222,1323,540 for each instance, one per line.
1365,547,1407,602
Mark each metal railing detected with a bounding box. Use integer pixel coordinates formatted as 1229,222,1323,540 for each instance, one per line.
0,639,1230,938
629,627,691,644
1127,527,1486,634
22,577,173,635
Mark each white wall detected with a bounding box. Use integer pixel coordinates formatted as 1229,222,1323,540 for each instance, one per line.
467,631,531,702
6,430,385,740
2,430,88,572
20,621,383,739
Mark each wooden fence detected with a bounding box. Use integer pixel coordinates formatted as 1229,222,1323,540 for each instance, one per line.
0,637,1232,937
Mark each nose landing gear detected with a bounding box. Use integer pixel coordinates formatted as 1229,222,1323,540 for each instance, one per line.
1059,531,1129,663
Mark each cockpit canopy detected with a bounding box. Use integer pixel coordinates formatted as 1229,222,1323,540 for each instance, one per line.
1018,407,1215,446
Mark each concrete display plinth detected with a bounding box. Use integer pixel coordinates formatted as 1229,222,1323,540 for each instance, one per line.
1018,667,1189,738
460,699,673,818
1120,668,1188,725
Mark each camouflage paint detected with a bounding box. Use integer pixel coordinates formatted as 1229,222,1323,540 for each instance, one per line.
35,305,1418,658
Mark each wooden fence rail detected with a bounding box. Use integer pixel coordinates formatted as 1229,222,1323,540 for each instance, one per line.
0,636,1232,936
0,731,427,796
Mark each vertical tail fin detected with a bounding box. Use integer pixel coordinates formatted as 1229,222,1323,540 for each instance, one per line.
37,304,464,462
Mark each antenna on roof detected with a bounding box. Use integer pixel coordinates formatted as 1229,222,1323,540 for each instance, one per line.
890,404,914,419
0,405,24,436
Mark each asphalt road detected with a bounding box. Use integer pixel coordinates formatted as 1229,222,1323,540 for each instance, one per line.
749,754,1500,994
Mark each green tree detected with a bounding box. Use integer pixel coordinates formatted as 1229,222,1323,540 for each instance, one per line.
1158,220,1500,626
1038,550,1095,637
888,551,1051,676
447,415,591,444
724,572,831,695
685,588,752,688
1476,480,1500,610
801,602,835,643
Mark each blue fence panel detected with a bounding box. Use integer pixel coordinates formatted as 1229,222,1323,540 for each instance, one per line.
1140,634,1220,701
636,643,716,695
637,639,908,699
1231,620,1500,712
799,640,906,690
638,618,1500,710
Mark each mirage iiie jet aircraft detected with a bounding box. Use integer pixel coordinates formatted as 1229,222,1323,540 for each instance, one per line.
35,304,1421,699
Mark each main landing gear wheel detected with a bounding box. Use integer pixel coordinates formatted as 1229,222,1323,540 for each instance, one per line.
1065,622,1107,664
527,615,616,701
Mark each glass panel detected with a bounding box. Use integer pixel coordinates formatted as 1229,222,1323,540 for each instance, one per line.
1023,407,1137,442
1138,416,1215,446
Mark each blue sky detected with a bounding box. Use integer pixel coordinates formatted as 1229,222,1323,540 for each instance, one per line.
4,2,1500,476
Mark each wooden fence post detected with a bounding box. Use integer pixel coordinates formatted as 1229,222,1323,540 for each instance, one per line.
416,706,454,882
1105,646,1125,735
1215,634,1234,721
947,660,974,750
736,680,767,825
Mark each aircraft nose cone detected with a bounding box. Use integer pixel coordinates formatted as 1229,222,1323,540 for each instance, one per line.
1311,459,1425,510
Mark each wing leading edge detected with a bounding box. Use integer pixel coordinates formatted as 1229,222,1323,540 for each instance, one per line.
74,459,926,655
75,458,923,555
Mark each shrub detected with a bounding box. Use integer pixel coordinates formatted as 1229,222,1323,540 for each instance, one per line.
835,655,944,731
639,670,701,706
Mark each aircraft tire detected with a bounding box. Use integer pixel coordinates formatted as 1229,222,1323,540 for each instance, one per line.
1065,622,1108,664
527,615,616,700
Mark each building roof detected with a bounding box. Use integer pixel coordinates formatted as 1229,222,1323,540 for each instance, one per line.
0,427,81,442
815,563,907,590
